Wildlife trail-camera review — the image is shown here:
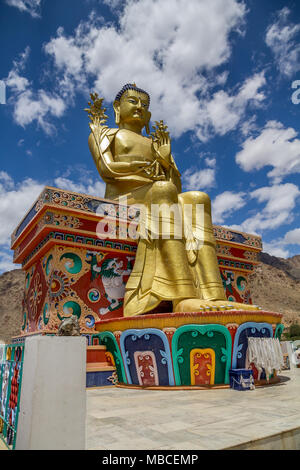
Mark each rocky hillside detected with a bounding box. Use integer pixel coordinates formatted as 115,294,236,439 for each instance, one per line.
0,269,25,344
259,252,300,281
249,253,300,327
0,253,299,343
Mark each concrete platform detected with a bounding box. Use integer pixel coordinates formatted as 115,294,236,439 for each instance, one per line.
86,368,300,450
0,439,8,451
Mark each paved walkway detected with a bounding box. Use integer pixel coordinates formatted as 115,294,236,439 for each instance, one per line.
86,368,300,450
0,439,7,451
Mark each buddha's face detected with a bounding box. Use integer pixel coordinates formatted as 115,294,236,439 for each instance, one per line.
114,89,151,129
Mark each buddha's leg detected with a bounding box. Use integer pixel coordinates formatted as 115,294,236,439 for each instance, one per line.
123,181,198,317
179,191,226,300
174,191,260,312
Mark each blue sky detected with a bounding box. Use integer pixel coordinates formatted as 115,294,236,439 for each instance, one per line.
0,0,300,272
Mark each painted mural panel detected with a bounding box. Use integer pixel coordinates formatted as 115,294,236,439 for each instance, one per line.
0,345,24,450
232,322,273,371
21,245,136,336
93,332,127,384
134,351,159,387
120,329,174,386
172,325,232,386
190,348,215,385
275,324,285,340
220,270,252,304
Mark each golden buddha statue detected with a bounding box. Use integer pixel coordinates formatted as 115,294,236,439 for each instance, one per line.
87,84,259,317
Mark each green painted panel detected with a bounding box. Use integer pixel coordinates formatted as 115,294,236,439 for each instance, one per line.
172,324,232,386
92,332,127,384
275,323,285,340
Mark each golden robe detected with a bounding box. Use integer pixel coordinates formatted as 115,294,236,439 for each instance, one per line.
89,128,226,317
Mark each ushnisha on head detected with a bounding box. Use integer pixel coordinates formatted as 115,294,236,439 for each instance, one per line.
115,83,150,104
113,83,151,134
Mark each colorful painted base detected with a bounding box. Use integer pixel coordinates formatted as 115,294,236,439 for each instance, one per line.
10,187,285,390
115,375,280,390
93,310,284,388
86,371,116,388
86,345,116,388
11,187,263,341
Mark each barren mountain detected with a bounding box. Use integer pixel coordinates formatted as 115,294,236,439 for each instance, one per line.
249,253,300,327
259,253,300,281
0,269,25,344
0,253,299,344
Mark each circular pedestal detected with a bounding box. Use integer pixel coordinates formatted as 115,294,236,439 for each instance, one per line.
93,310,283,388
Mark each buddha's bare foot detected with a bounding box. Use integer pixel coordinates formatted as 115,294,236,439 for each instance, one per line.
212,300,260,311
173,298,261,313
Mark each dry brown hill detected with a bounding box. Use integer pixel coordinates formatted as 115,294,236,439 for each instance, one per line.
0,253,299,343
249,253,300,328
0,269,25,344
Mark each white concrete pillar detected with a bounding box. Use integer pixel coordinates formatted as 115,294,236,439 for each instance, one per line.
15,336,86,450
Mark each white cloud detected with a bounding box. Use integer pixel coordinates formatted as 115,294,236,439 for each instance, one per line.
230,211,292,235
204,157,216,168
102,0,124,10
0,173,44,273
0,172,14,190
283,228,300,245
13,90,66,135
5,47,66,134
0,172,106,272
262,240,290,258
259,227,300,258
6,70,29,94
44,0,252,140
44,30,83,76
43,27,88,99
229,183,300,235
202,72,266,139
5,46,30,93
266,7,300,77
212,191,246,225
235,121,300,183
0,173,44,247
182,168,216,191
0,249,20,273
240,115,258,137
54,177,105,198
251,184,300,215
6,1,267,142
5,0,41,18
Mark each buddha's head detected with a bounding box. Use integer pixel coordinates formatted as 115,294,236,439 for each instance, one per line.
113,83,151,134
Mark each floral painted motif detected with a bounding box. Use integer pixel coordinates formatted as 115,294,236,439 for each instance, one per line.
134,351,159,387
28,272,43,320
172,324,232,386
120,329,174,386
190,348,215,385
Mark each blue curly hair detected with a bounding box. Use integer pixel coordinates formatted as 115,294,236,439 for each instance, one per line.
114,83,150,105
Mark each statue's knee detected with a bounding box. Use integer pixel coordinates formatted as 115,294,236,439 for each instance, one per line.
180,191,211,209
150,181,178,203
152,181,176,191
196,192,211,208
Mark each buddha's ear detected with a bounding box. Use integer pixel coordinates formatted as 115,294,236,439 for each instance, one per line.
145,110,151,135
113,100,120,125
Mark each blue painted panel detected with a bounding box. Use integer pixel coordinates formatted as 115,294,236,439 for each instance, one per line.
15,203,39,238
86,370,114,387
232,322,273,369
120,328,174,386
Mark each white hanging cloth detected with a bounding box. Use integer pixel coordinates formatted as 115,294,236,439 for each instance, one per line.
247,337,284,380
